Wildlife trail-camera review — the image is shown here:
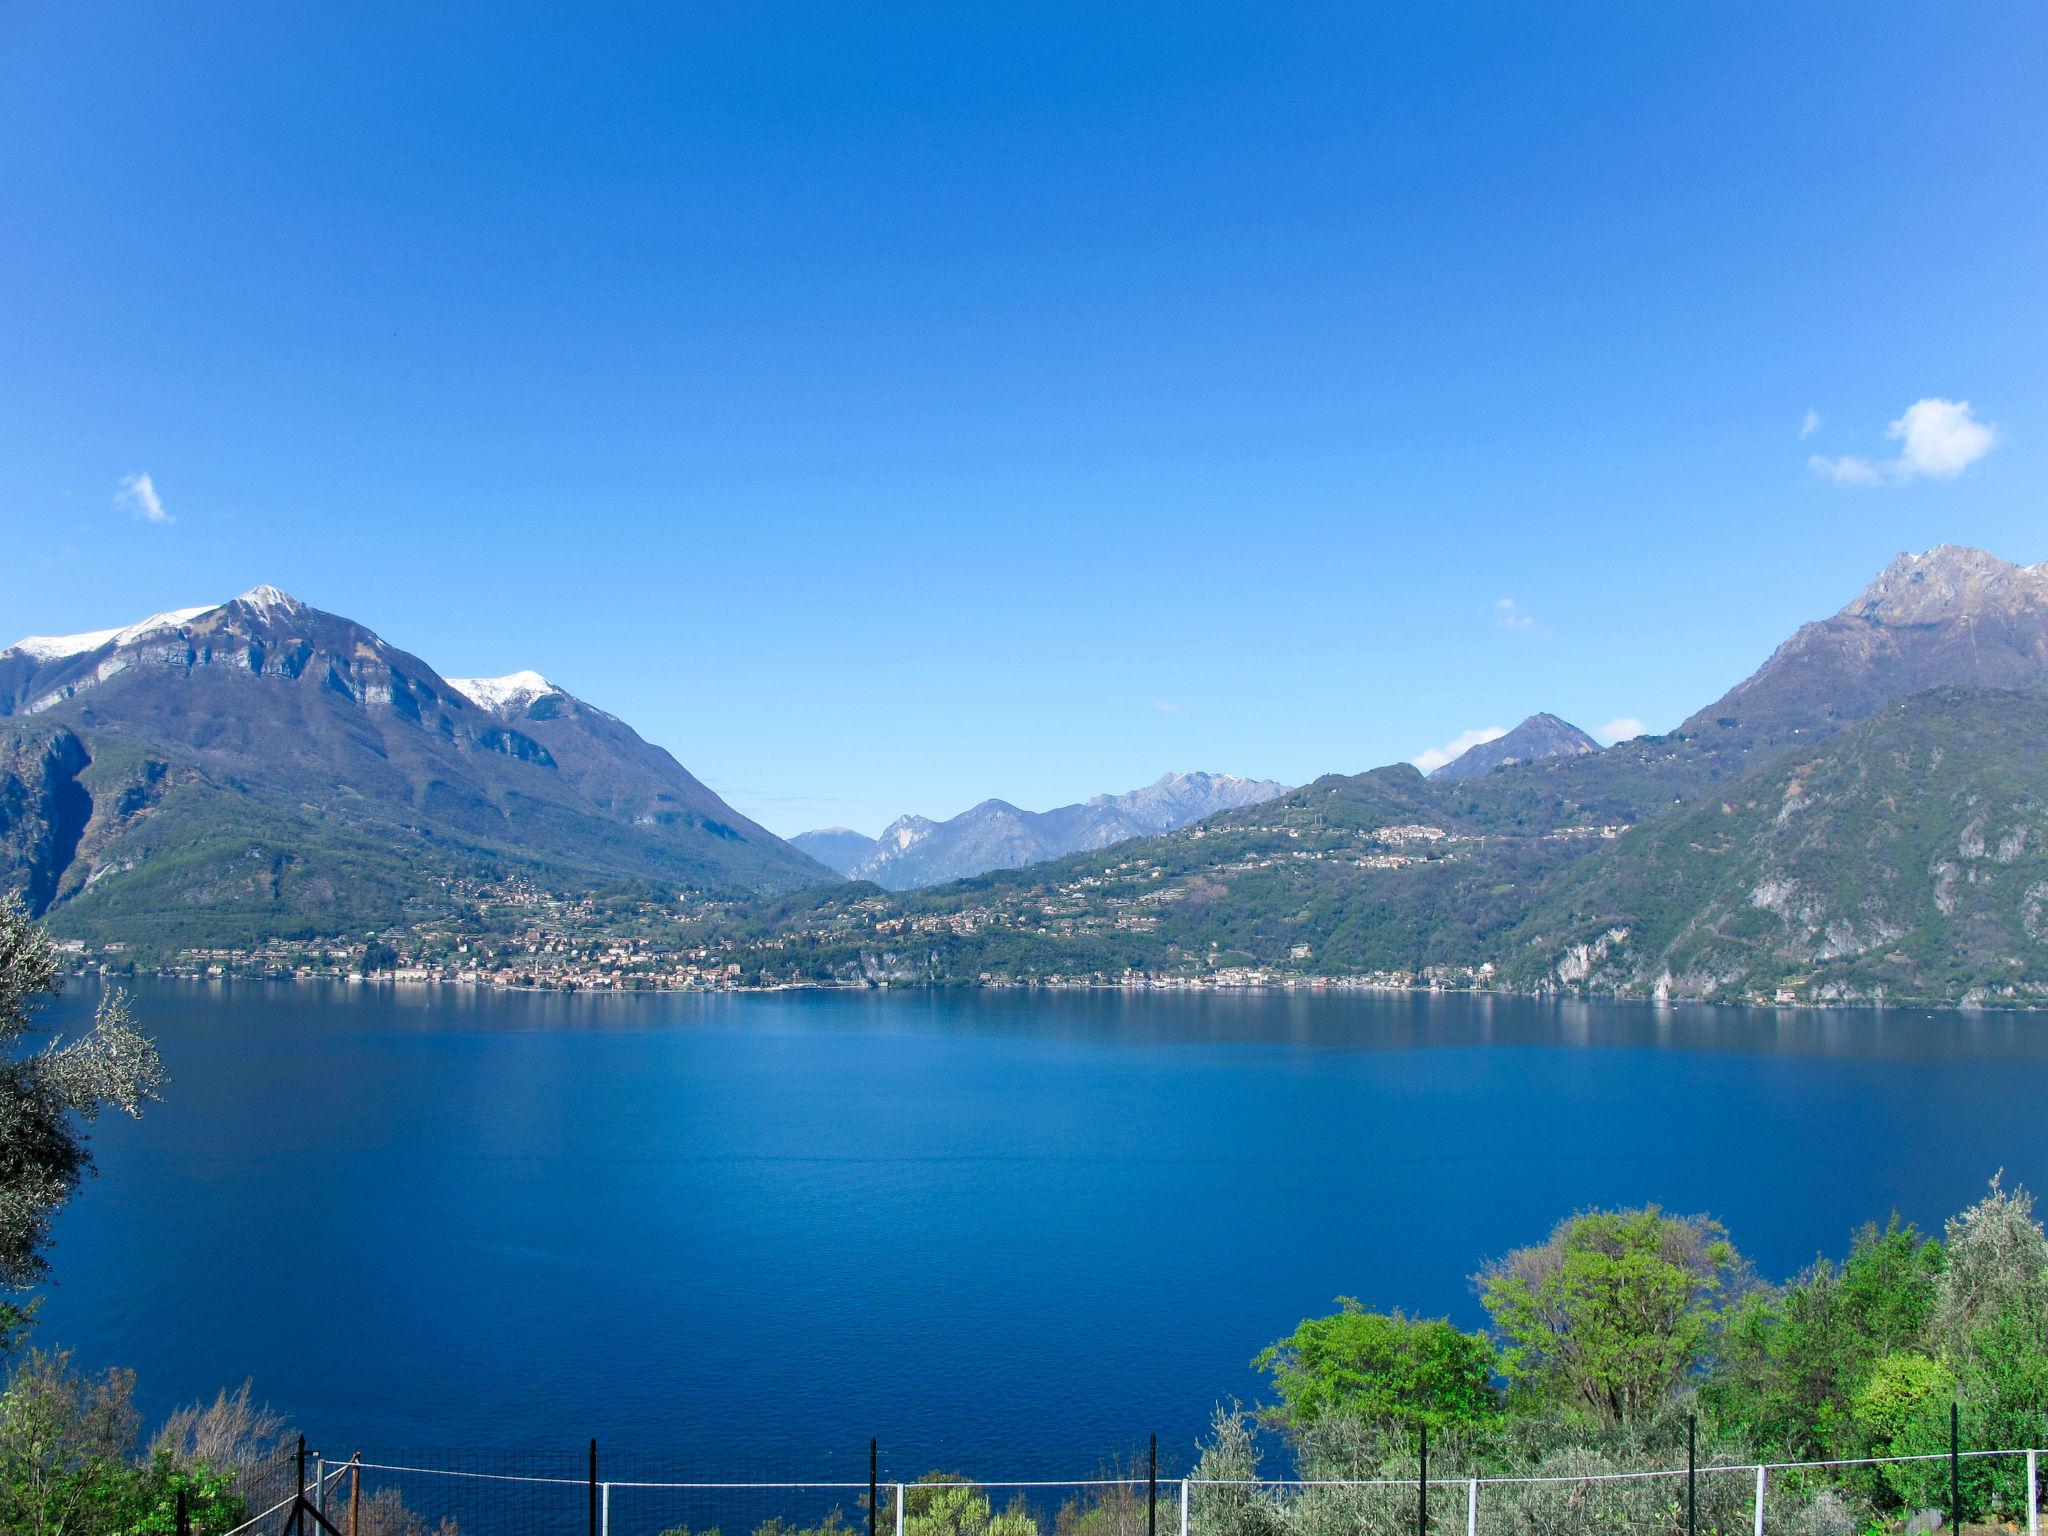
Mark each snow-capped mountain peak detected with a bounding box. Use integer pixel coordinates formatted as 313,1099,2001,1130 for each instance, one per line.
446,670,563,715
233,584,305,617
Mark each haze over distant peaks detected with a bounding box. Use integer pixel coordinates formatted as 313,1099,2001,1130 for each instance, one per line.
1428,713,1602,782
795,770,1288,889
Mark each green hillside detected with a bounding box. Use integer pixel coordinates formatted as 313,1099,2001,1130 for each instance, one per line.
700,686,2048,1007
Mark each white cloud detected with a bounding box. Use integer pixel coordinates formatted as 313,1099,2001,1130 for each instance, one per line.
1800,409,1821,440
1594,716,1648,745
1808,397,1999,488
1412,726,1507,774
1495,598,1535,632
1152,699,1181,714
117,472,172,524
1889,397,1999,479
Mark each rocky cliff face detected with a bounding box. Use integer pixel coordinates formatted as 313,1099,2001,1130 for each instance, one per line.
0,725,91,915
1510,687,2048,1006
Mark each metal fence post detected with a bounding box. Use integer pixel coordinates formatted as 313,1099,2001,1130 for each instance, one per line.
870,1439,879,1536
1418,1423,1428,1536
176,1488,190,1536
1752,1465,1764,1536
1178,1477,1189,1536
1951,1403,1961,1532
1687,1414,1697,1536
1465,1478,1477,1536
297,1436,308,1536
896,1482,906,1536
315,1454,327,1528
2029,1446,2040,1536
350,1453,362,1536
1148,1434,1158,1536
601,1482,612,1536
588,1439,598,1536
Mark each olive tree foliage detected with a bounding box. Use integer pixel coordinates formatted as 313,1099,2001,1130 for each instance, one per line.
0,897,163,1298
903,1476,1037,1536
1930,1172,2048,1358
1476,1207,1745,1426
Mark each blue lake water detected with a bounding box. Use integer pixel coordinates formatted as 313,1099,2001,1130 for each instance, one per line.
29,980,2048,1477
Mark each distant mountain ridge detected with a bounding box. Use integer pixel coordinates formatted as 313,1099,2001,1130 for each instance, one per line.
1428,712,1601,782
0,587,828,944
726,545,2048,1008
795,771,1289,889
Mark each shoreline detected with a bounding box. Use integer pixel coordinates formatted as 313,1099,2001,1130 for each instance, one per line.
64,966,2048,1014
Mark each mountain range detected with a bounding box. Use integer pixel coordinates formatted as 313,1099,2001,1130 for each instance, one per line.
793,771,1289,889
11,545,2048,1007
711,545,2048,1008
0,586,830,945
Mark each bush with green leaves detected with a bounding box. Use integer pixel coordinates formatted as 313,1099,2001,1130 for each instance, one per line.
1253,1303,1499,1434
1225,1182,2048,1533
1476,1207,1744,1425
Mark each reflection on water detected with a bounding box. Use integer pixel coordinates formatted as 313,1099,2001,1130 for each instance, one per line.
49,974,2048,1059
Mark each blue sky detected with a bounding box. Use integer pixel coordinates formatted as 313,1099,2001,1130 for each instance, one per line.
2,3,2043,836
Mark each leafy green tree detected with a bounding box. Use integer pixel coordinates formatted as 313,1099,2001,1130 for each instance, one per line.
0,1350,142,1536
1478,1207,1743,1425
1253,1301,1499,1433
1851,1352,1955,1513
126,1452,245,1536
1704,1217,1942,1460
1952,1303,2048,1518
0,899,164,1310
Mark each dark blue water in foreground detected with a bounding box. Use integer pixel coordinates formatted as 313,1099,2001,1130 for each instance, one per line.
29,981,2048,1473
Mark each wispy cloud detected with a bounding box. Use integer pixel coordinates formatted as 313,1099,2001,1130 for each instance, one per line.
1809,397,1999,487
1799,409,1821,440
117,472,172,524
1495,598,1535,632
1810,453,1887,487
1152,700,1182,714
1594,716,1648,745
1412,726,1507,774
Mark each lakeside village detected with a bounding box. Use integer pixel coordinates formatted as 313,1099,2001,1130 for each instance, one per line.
53,818,1631,995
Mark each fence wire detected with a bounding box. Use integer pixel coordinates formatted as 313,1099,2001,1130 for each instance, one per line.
231,1445,2046,1536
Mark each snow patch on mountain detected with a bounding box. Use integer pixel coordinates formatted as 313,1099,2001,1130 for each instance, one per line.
233,585,305,617
446,670,563,715
5,606,214,662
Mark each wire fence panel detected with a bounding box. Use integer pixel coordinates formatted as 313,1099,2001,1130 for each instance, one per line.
328,1450,589,1536
241,1446,2046,1536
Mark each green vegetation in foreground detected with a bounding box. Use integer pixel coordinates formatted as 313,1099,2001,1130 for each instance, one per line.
1230,1189,2047,1532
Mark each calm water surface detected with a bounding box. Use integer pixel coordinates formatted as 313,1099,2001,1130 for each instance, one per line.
30,981,2048,1470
